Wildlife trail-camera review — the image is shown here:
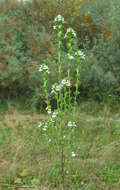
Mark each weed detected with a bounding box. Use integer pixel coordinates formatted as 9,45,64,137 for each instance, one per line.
37,14,85,189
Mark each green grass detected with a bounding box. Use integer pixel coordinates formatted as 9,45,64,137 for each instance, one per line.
0,100,120,190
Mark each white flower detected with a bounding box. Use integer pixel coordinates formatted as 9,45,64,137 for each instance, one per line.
51,84,56,91
43,128,47,131
72,152,76,157
75,50,85,60
68,121,73,127
49,139,51,142
64,28,76,38
64,34,67,39
61,79,67,85
38,122,42,128
47,70,50,74
51,80,71,94
68,54,74,60
43,65,48,70
43,125,47,131
48,109,51,114
52,84,55,89
70,55,74,60
61,79,71,87
56,84,63,91
51,83,64,94
53,25,56,29
66,80,71,87
59,83,64,88
68,121,76,127
52,113,57,118
81,181,84,185
39,64,50,73
51,90,55,94
51,85,55,94
46,106,52,114
54,15,64,23
73,122,77,127
39,67,42,72
56,85,62,91
52,110,59,118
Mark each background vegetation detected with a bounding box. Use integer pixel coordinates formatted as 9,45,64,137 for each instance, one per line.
1,101,120,190
0,0,120,110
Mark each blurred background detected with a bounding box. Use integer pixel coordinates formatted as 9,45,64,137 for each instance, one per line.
0,0,120,111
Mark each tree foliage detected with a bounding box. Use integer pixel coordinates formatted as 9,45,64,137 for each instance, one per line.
0,0,120,103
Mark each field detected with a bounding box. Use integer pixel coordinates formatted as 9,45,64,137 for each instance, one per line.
0,100,120,190
0,1,120,189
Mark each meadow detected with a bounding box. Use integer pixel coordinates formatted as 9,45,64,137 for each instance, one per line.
0,7,120,189
0,100,120,190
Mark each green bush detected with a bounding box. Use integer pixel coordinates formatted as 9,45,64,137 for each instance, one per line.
0,2,55,99
1,0,120,106
75,0,120,99
0,0,81,106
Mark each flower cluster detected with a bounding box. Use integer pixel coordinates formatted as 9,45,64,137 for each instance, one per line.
75,50,85,60
46,106,60,121
38,121,42,128
64,28,76,39
68,121,77,127
72,151,76,157
46,106,52,114
52,110,59,118
54,14,64,23
61,79,71,86
51,79,71,94
67,50,85,60
42,124,48,131
39,64,50,74
38,121,48,131
51,83,64,93
53,15,64,31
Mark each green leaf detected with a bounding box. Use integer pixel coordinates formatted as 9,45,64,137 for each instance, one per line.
19,169,29,177
15,178,22,184
31,178,39,186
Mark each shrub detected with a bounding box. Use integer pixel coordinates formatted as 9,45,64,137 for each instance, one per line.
75,0,120,99
1,0,120,104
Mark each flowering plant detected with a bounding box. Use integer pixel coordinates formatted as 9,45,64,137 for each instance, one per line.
38,14,85,189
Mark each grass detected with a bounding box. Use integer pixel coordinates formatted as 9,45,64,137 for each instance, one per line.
0,10,120,190
0,100,120,189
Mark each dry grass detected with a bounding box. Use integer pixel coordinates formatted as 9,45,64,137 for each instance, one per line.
0,103,120,189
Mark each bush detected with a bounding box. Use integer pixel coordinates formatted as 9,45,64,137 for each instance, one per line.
1,0,120,105
0,1,56,99
75,0,120,99
0,0,81,104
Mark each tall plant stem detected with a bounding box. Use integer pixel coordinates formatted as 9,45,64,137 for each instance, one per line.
61,144,65,190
